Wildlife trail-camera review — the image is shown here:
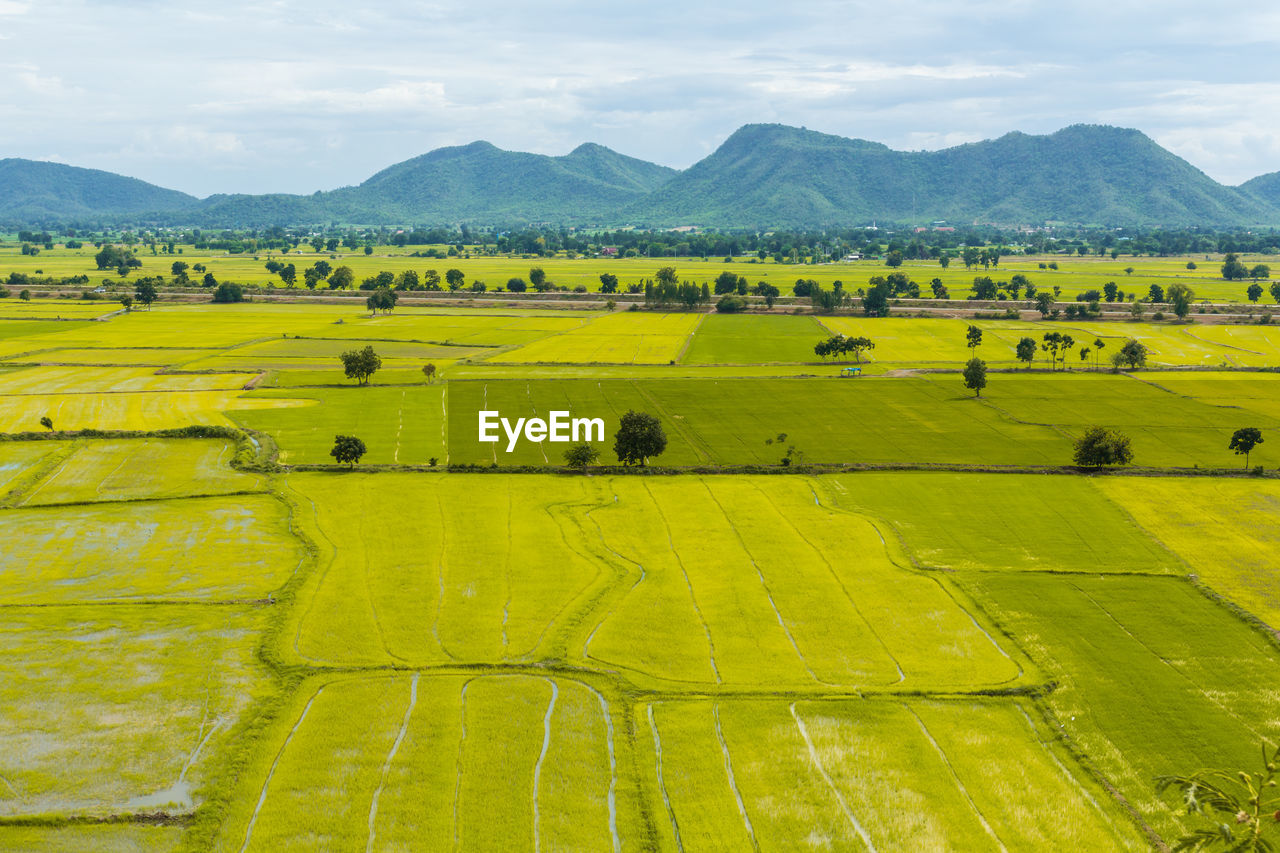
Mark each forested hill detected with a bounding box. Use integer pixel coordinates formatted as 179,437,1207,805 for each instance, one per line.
194,142,680,226
1240,171,1280,209
3,125,1279,227
0,159,199,220
621,124,1277,227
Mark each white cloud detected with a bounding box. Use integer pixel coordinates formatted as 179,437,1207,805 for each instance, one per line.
2,0,1279,195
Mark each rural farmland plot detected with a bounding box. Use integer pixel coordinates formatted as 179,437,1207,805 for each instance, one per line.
2,301,1280,851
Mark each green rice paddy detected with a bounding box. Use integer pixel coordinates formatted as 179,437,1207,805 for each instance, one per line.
0,295,1277,850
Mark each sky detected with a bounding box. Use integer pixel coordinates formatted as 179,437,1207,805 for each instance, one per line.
3,0,1279,197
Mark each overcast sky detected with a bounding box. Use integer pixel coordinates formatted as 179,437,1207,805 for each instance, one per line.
3,0,1279,197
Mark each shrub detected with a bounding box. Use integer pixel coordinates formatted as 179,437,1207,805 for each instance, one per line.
715,294,747,313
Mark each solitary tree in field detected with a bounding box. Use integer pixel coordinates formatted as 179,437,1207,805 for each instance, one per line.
1157,741,1280,852
1229,427,1264,468
1072,427,1133,467
1015,336,1036,369
1248,283,1264,303
563,442,599,474
962,357,987,397
422,363,436,384
339,345,382,385
965,324,983,351
330,434,366,467
1092,338,1105,371
1167,283,1194,320
1118,338,1148,369
39,416,52,431
613,410,667,466
134,280,157,310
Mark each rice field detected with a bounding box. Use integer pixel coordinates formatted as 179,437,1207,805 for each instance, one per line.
496,311,704,364
1,298,1279,851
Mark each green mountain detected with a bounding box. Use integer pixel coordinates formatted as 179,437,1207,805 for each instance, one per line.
623,124,1277,227
195,141,679,226
3,125,1279,227
1240,171,1280,208
0,158,198,221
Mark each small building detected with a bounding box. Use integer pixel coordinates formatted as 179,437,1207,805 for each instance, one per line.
841,366,862,377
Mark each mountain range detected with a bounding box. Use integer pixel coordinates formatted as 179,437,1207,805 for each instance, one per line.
3,124,1280,228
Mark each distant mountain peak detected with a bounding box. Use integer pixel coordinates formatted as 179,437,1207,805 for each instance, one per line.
2,123,1277,227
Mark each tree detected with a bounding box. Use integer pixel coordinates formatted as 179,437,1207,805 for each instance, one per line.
330,435,366,467
1221,252,1250,280
422,363,436,383
171,261,189,281
366,287,397,314
862,278,890,316
965,324,983,350
39,416,52,431
1167,282,1194,319
134,280,157,310
1272,282,1280,304
1148,283,1164,303
529,267,549,291
1251,264,1271,282
445,268,466,290
962,357,987,397
1157,741,1280,852
756,282,780,308
1118,338,1147,368
119,294,133,311
598,273,618,294
1072,427,1133,467
1229,427,1264,468
613,410,667,466
884,250,903,268
211,282,244,303
339,345,382,385
422,269,441,291
845,336,875,363
1247,282,1264,303
563,442,600,473
1015,336,1036,368
1034,292,1055,317
328,266,354,290
714,270,739,294
506,277,527,292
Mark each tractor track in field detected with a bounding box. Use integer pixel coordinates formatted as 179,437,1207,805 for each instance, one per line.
790,702,878,852
647,703,684,852
747,480,906,685
713,702,760,852
643,480,722,683
240,683,326,853
702,482,826,686
367,674,418,853
904,704,1006,851
531,679,558,853
581,683,621,853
